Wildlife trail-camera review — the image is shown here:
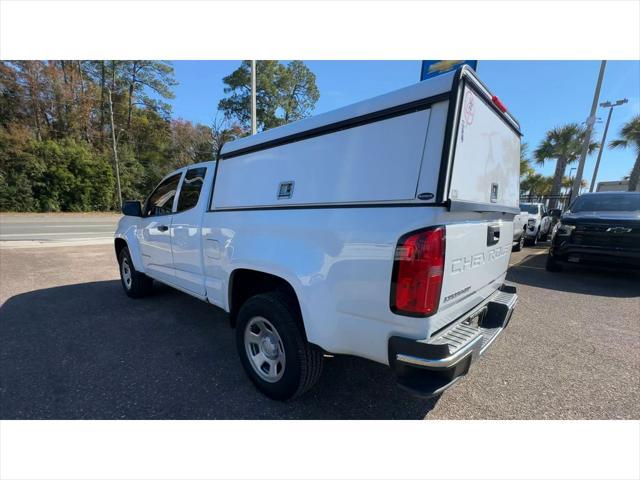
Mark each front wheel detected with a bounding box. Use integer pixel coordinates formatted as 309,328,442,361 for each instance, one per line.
525,231,539,246
118,246,153,298
236,292,323,401
545,254,563,272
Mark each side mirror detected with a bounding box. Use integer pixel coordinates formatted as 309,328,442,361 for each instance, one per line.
122,200,142,217
548,208,562,218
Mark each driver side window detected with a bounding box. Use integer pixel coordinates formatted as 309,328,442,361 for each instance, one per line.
144,173,182,217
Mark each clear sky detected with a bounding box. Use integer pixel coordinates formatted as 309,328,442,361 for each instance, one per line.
168,60,640,185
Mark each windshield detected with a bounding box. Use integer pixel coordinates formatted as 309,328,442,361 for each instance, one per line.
520,204,539,214
569,193,640,213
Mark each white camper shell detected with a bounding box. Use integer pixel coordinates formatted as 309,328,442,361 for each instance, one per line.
216,67,521,211
115,66,521,400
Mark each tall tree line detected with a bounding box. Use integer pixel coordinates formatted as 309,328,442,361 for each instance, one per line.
0,60,214,211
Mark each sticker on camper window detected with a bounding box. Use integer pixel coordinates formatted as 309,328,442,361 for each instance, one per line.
463,90,475,126
277,181,295,199
459,90,476,144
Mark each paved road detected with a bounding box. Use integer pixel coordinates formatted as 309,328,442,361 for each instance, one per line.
0,213,120,246
0,241,638,419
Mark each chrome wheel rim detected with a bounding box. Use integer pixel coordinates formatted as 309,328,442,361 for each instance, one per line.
244,316,286,383
121,257,132,290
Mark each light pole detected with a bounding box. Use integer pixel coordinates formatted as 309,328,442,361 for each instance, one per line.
569,60,607,205
251,60,257,135
589,98,628,192
107,88,123,210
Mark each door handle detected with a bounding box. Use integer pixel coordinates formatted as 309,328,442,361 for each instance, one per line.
487,225,500,246
157,225,169,232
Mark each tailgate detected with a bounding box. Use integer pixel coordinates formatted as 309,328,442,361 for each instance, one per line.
440,219,513,310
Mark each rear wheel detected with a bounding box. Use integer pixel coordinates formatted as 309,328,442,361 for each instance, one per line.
236,292,323,401
118,246,153,298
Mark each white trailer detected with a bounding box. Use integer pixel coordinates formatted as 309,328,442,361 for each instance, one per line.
115,66,521,399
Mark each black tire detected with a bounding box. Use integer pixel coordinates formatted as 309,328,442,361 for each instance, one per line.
539,231,548,242
525,231,539,247
512,233,524,252
545,254,563,272
118,246,153,298
235,291,323,401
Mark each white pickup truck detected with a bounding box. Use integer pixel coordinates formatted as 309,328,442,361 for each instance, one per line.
115,66,520,400
520,202,553,245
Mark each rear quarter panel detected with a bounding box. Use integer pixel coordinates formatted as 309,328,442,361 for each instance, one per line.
203,207,445,363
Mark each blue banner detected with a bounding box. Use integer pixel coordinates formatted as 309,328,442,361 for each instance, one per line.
420,61,478,81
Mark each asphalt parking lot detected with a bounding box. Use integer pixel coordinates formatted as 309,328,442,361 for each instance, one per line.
0,222,638,419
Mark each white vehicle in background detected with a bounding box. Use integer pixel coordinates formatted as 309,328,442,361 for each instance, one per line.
114,66,521,400
520,202,552,245
512,211,527,251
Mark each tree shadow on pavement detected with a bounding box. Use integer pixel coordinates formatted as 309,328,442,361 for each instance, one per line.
508,246,640,298
0,281,439,420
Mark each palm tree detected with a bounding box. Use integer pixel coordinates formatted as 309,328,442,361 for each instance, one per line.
520,142,534,179
534,123,598,207
561,176,587,194
521,173,553,197
609,115,640,192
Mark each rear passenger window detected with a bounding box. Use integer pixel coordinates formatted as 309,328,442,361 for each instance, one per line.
177,167,207,212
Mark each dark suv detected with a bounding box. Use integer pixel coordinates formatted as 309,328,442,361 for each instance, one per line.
546,192,640,272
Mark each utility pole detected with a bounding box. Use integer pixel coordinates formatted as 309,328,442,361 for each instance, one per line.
569,60,606,205
251,60,257,135
568,167,577,200
589,98,628,192
107,88,123,210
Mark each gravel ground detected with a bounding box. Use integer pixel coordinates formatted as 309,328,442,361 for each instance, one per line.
0,243,638,419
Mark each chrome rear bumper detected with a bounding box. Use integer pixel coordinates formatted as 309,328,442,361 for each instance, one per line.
389,284,517,397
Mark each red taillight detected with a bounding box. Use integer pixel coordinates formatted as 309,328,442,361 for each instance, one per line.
391,227,445,316
492,95,508,113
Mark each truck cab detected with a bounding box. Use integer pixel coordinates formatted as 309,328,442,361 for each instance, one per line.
115,66,520,400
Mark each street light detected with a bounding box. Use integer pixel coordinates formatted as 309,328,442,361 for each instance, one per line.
589,98,628,192
569,60,606,206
